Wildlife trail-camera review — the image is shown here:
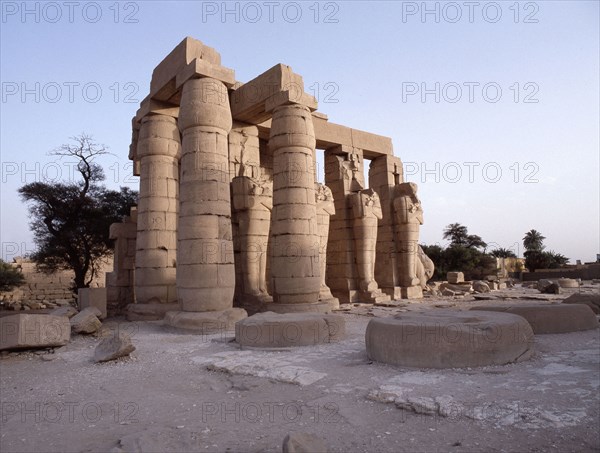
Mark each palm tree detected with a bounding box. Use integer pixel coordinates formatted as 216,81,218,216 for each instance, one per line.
466,234,487,250
491,248,517,258
546,251,569,268
523,229,546,252
443,223,468,246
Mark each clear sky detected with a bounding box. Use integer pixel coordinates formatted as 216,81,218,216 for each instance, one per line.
1,1,598,263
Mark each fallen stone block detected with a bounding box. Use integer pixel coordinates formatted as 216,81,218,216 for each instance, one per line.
447,272,464,284
562,293,600,314
471,304,599,334
283,432,328,453
70,307,102,334
365,309,534,368
538,279,559,292
440,282,473,293
94,333,135,362
473,281,491,293
0,314,70,351
236,312,345,348
538,280,561,294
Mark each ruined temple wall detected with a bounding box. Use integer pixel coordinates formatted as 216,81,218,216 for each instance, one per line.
1,257,112,310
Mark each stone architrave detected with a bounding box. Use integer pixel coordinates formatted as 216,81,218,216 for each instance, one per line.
231,174,273,307
315,182,339,310
268,103,326,313
134,114,181,312
393,182,423,299
350,189,390,303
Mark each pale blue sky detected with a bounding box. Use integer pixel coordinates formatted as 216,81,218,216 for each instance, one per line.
1,1,599,262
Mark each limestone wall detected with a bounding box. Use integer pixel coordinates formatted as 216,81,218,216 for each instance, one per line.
521,264,600,281
0,257,112,310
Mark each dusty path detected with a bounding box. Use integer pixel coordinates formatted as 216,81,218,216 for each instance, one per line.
1,285,599,452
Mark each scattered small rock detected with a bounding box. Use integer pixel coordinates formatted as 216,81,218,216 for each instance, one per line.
94,333,135,362
70,307,102,334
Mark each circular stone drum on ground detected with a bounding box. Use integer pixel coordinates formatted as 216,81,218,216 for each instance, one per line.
365,310,534,369
164,308,247,334
470,303,599,334
236,312,345,348
556,278,579,288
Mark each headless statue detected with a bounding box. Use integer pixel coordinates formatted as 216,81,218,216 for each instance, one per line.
393,182,423,288
315,183,338,307
351,188,385,296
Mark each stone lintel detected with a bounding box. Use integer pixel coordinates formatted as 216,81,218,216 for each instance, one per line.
256,116,392,157
150,37,221,102
134,96,180,125
175,58,236,91
264,90,318,113
230,63,306,123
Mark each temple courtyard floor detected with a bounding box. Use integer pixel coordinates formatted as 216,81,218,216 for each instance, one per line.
1,285,599,452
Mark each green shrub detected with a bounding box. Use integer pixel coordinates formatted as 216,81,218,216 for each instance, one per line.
0,260,25,292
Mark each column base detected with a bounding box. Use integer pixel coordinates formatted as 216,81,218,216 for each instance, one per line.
381,286,402,300
400,286,424,299
164,308,248,334
235,294,274,316
126,303,180,321
319,297,340,311
358,290,391,304
236,312,346,349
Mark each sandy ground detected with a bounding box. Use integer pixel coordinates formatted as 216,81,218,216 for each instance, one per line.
1,285,599,453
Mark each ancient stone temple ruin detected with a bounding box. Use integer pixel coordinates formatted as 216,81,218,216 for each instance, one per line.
106,37,434,325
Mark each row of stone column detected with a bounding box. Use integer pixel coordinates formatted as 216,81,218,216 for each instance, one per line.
134,77,328,316
132,77,429,315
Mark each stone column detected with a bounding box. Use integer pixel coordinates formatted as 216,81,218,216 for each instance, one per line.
315,183,339,309
175,77,237,312
351,189,391,303
133,114,180,317
268,104,326,312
